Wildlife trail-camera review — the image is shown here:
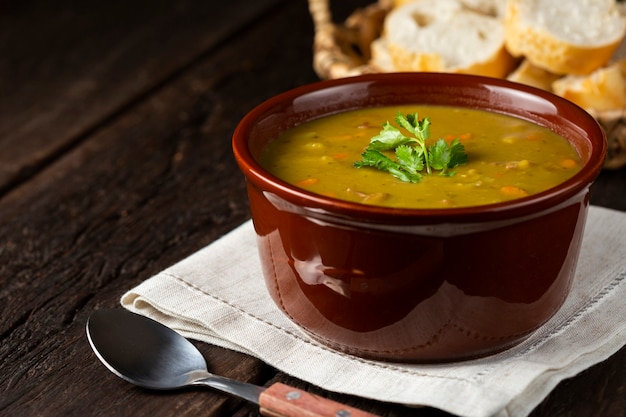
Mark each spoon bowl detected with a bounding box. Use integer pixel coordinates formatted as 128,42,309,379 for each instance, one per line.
88,309,206,389
86,309,379,417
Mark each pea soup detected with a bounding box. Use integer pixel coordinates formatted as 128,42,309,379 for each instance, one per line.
259,105,582,209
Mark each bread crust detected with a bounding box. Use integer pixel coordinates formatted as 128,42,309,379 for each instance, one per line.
382,0,515,77
504,0,626,75
507,59,560,90
552,60,626,112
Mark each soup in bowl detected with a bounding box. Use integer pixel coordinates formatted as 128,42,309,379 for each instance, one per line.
232,73,606,362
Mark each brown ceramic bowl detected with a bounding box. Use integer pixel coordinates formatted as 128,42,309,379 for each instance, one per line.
232,73,606,362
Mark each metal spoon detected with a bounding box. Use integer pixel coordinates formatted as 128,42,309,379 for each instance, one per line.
86,309,379,417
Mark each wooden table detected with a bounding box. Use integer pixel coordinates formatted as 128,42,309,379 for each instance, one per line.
1,1,624,415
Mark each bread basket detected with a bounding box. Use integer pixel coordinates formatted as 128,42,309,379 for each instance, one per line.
308,0,626,169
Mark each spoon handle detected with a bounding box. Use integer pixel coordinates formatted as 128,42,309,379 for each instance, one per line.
259,382,380,417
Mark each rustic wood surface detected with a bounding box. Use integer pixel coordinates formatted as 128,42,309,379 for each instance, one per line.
0,1,624,416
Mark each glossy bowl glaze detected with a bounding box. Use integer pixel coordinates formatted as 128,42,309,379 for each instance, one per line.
232,73,606,362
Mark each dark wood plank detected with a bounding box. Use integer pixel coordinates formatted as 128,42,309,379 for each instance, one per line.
0,0,283,194
531,347,626,417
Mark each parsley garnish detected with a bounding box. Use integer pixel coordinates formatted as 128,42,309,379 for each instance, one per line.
354,112,468,183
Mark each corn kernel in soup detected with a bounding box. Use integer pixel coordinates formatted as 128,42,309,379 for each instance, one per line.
259,105,582,209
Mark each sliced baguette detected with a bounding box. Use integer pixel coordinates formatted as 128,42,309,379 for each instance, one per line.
369,37,396,72
390,0,414,7
381,0,515,77
507,59,560,91
459,0,508,17
504,0,626,75
552,59,626,112
393,0,508,17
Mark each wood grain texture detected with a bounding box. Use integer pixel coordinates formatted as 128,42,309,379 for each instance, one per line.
0,0,624,416
0,0,282,193
532,346,626,416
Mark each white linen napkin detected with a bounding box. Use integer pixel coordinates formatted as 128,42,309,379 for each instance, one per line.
121,205,626,417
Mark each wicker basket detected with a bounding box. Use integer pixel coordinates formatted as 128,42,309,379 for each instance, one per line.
308,0,626,169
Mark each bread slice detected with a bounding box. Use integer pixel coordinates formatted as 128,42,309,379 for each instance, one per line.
504,0,626,75
507,59,560,91
390,0,413,7
552,59,626,112
459,0,508,17
369,37,396,72
392,0,507,16
381,0,515,77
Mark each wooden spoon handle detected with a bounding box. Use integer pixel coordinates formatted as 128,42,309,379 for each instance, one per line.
259,382,380,417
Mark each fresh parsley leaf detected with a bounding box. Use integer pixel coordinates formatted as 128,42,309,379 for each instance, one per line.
354,149,422,183
396,112,430,142
395,112,432,173
396,144,424,174
428,138,469,176
354,112,469,183
368,122,415,151
447,138,469,168
428,139,452,172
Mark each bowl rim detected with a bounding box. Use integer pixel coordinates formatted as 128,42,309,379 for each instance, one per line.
232,72,607,223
